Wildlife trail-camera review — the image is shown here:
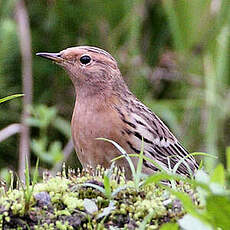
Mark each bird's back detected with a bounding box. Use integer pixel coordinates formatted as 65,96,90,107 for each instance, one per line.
112,93,198,176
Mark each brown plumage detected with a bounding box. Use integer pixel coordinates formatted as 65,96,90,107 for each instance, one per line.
37,46,198,178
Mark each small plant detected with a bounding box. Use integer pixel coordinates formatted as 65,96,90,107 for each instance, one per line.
27,105,71,167
100,138,186,190
107,137,217,190
17,157,39,213
0,94,23,183
91,138,230,230
0,148,229,229
84,162,128,201
98,138,163,190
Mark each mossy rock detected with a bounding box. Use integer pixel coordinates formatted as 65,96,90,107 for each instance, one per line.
0,166,197,229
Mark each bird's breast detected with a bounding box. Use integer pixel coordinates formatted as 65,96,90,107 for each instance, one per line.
71,98,127,169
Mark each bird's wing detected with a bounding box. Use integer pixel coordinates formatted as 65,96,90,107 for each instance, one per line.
117,98,198,176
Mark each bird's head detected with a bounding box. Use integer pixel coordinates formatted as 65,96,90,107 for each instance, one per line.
36,46,124,95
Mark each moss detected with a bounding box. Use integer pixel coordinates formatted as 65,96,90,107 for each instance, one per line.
0,166,197,229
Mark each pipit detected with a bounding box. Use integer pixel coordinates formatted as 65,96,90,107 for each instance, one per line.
37,46,198,178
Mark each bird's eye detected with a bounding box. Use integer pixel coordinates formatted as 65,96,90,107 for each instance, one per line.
80,55,91,65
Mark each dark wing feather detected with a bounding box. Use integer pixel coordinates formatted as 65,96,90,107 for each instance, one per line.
123,98,198,176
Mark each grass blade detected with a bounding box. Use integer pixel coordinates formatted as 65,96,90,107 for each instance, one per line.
112,154,170,174
135,137,144,187
103,175,111,199
83,182,106,195
0,94,24,104
96,138,136,180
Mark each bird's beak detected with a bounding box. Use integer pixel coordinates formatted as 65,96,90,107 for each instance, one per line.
36,52,62,63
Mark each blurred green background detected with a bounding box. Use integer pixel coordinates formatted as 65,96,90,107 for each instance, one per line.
0,0,229,177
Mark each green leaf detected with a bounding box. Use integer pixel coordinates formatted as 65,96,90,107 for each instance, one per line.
0,94,24,104
169,190,201,218
206,195,230,230
210,164,225,186
160,222,179,230
26,117,42,127
226,146,230,172
53,117,71,138
104,175,111,199
138,210,155,230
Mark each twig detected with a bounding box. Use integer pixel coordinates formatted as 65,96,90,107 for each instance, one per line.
0,124,22,142
15,0,33,181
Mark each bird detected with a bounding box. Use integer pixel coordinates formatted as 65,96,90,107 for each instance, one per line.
36,46,198,178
